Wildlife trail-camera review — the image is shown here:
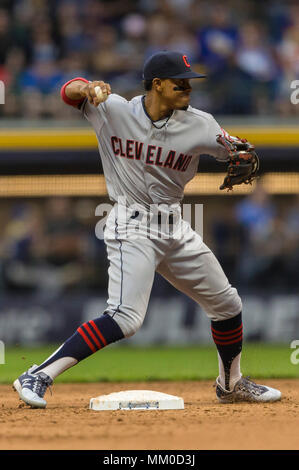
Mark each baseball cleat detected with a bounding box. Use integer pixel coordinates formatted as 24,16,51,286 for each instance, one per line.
215,376,281,403
13,365,53,408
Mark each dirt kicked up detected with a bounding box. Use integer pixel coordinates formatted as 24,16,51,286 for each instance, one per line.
0,380,298,450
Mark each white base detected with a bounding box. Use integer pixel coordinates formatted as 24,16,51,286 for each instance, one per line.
89,390,184,411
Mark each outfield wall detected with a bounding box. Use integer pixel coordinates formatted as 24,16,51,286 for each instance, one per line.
0,292,298,346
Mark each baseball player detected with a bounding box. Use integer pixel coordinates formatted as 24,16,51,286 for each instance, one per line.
13,51,281,408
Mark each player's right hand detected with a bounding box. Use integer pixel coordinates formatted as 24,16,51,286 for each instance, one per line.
80,81,112,107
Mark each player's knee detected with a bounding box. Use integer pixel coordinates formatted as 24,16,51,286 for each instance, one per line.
218,287,242,320
122,316,144,338
226,291,242,318
119,321,144,338
106,309,144,338
205,286,242,321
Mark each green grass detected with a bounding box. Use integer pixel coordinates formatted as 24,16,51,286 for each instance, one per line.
1,344,298,384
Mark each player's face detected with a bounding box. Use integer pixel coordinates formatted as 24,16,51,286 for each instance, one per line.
161,78,192,110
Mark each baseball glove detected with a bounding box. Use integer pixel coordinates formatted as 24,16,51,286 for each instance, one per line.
216,134,260,191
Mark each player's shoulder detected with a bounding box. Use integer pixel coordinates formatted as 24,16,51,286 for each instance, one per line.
106,93,143,105
82,92,142,122
184,105,217,124
101,93,128,110
104,93,142,111
83,92,130,117
106,93,128,104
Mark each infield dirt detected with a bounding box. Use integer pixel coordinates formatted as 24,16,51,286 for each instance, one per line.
1,379,298,450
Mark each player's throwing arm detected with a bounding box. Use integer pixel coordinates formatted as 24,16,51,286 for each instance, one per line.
64,79,111,107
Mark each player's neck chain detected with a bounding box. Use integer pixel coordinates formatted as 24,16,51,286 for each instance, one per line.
141,96,173,129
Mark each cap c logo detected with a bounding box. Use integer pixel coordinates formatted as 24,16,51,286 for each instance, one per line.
182,55,191,67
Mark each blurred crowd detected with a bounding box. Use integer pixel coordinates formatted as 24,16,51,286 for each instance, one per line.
0,0,299,118
212,186,299,292
0,188,298,297
0,197,110,297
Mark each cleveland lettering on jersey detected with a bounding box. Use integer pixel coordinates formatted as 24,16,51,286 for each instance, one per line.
111,136,192,172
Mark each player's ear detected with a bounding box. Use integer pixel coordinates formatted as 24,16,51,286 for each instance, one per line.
152,78,163,92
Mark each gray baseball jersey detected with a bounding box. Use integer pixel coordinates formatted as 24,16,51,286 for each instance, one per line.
79,94,242,337
80,94,229,208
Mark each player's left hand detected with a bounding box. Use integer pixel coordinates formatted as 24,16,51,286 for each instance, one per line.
216,134,260,191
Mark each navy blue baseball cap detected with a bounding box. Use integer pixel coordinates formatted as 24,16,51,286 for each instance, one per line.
142,51,206,80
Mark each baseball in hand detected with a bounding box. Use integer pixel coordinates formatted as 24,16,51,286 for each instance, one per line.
94,86,108,102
